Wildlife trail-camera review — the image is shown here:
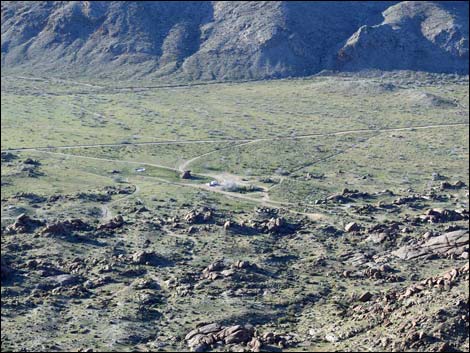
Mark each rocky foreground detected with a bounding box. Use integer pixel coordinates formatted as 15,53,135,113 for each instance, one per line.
1,152,469,352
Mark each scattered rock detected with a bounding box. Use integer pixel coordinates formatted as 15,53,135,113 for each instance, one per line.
223,220,232,231
131,251,162,266
418,208,468,223
184,207,213,224
98,215,125,230
256,216,296,234
37,274,81,290
392,230,469,260
325,334,339,343
247,337,262,352
23,158,41,166
400,263,469,299
41,219,91,236
1,152,17,162
440,180,466,190
326,194,351,203
266,217,285,232
5,214,44,234
345,222,361,233
185,323,258,351
201,260,226,280
366,232,387,243
393,195,424,205
367,221,401,235
358,291,373,302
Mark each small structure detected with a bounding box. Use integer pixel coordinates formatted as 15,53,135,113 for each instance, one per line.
181,170,192,179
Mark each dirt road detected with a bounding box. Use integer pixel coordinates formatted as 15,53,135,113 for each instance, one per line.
3,122,468,153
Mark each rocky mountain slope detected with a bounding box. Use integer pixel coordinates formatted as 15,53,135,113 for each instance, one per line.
1,1,468,80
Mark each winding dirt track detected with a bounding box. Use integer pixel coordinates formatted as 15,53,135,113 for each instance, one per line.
3,122,467,222
32,149,217,180
20,148,327,220
100,182,140,222
3,74,263,92
177,140,259,172
2,122,468,153
135,175,326,221
3,75,468,226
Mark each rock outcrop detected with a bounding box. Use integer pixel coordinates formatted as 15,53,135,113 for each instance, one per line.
5,214,44,234
336,1,469,74
392,230,469,260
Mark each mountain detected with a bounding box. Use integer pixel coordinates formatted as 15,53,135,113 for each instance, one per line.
1,1,468,80
335,1,469,73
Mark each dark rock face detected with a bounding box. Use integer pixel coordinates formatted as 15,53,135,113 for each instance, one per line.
335,1,469,74
1,1,213,77
1,1,468,79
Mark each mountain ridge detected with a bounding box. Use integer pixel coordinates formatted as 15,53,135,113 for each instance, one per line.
1,1,468,80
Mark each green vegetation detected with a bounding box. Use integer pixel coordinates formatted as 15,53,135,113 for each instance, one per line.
1,73,469,352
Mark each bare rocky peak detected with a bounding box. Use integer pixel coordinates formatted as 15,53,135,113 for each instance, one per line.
336,1,469,73
1,1,468,80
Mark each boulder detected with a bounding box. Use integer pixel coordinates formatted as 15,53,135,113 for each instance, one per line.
185,323,254,350
5,214,44,234
223,220,232,231
366,233,387,244
98,215,125,230
23,158,41,166
248,337,262,352
258,216,296,234
131,250,161,265
392,230,469,260
419,208,468,223
367,221,401,235
1,257,12,280
37,274,81,290
358,291,373,302
184,207,213,224
440,180,466,190
393,195,423,205
1,152,17,162
234,260,252,269
224,326,253,344
201,260,226,280
345,222,361,233
41,218,91,236
326,194,350,203
267,217,285,232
